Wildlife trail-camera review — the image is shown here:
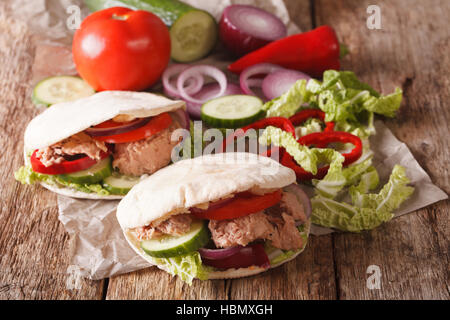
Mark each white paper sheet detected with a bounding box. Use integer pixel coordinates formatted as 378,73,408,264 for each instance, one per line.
12,0,447,279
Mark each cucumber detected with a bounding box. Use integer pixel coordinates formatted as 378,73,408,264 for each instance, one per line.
140,220,209,258
58,157,112,184
201,95,264,129
103,173,141,195
32,76,95,107
84,0,218,62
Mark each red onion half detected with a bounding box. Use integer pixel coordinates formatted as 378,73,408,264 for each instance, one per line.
220,4,287,57
240,63,284,96
262,69,311,100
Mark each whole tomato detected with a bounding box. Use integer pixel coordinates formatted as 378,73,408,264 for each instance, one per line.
72,7,171,91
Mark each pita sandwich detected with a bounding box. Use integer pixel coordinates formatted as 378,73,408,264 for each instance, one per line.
117,152,311,284
15,91,187,199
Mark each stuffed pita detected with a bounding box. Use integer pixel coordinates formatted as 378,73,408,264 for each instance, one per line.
15,91,187,199
117,152,311,284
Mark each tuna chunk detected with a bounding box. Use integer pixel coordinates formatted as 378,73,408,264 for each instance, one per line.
112,122,181,176
36,132,107,167
208,190,305,251
134,214,192,240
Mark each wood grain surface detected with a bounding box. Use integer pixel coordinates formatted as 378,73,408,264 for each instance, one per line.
0,0,448,300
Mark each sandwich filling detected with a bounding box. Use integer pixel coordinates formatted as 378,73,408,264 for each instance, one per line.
18,112,183,196
131,186,309,273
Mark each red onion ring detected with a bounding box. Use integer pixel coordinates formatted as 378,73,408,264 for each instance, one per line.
177,65,227,105
284,183,312,223
240,63,284,96
186,82,243,119
198,246,243,260
85,117,149,137
262,69,311,100
162,64,204,99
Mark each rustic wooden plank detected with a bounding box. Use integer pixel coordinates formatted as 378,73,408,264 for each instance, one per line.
315,0,449,299
0,4,104,300
283,0,313,31
106,267,229,300
229,235,337,300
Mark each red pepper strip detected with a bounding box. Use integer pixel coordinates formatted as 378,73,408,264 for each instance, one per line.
281,131,363,181
31,149,110,175
220,117,295,154
228,25,340,78
289,109,335,147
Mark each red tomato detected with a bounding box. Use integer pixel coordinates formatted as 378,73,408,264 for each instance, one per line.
72,7,171,91
30,150,110,175
192,190,282,220
93,112,172,144
201,244,270,270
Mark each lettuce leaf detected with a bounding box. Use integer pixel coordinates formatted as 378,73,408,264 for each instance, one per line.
14,165,112,196
350,165,414,210
311,165,413,232
144,251,212,285
262,79,310,118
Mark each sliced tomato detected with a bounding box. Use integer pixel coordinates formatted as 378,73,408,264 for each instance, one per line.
30,150,109,175
192,190,282,220
93,112,172,144
201,243,270,270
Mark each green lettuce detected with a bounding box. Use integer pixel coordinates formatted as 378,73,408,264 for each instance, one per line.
144,251,212,285
262,79,310,118
311,165,413,232
14,165,112,196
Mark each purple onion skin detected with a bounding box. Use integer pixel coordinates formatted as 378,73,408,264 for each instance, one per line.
219,12,271,57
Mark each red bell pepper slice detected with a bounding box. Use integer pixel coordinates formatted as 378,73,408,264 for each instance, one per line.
281,131,363,180
201,243,270,270
221,117,295,154
30,149,110,175
191,190,282,221
228,25,340,78
289,109,335,147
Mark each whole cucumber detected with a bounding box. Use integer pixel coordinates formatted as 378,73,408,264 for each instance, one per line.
84,0,218,62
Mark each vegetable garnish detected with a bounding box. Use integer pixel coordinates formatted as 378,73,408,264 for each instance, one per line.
262,69,311,100
93,112,172,144
219,4,287,57
191,190,282,221
221,116,295,153
280,131,363,180
30,149,110,175
289,109,335,140
200,243,270,270
72,7,171,91
228,25,340,77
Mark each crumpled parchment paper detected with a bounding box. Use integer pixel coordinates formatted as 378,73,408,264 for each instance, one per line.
13,0,447,279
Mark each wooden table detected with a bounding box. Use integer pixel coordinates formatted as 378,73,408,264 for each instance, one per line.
0,0,448,300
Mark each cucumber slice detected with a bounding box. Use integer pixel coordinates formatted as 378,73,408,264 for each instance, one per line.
201,95,264,128
84,0,218,62
170,10,217,62
32,76,95,107
58,157,112,184
140,220,209,258
103,173,141,195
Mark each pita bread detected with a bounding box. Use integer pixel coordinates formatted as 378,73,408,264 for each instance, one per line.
21,91,185,199
24,90,185,153
117,152,296,230
117,152,309,280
